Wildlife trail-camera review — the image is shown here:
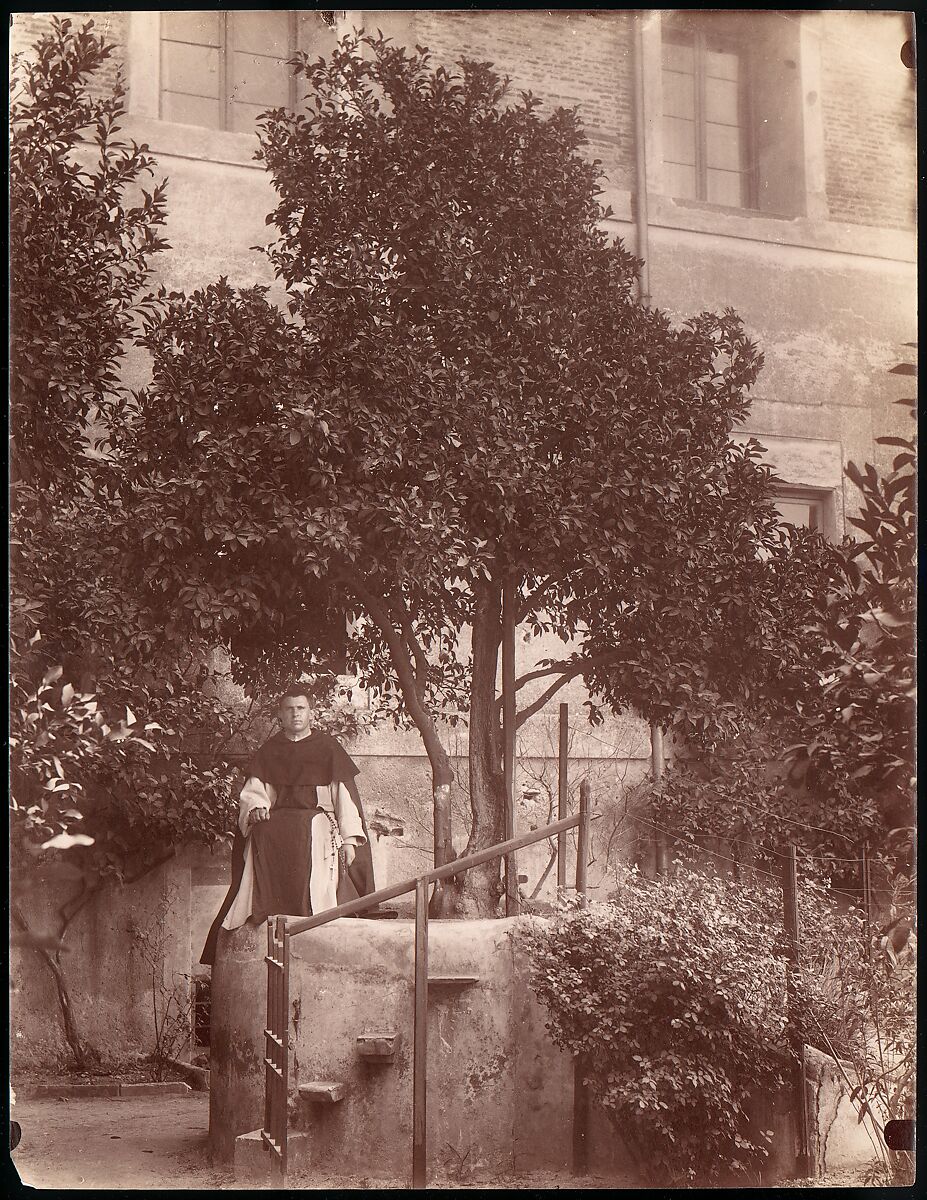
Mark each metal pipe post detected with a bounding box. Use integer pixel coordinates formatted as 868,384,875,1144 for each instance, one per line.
412,879,429,1189
279,917,290,1176
573,779,591,1173
576,779,590,906
502,577,519,915
557,703,569,892
861,842,873,962
783,846,812,1178
650,723,667,874
263,919,274,1140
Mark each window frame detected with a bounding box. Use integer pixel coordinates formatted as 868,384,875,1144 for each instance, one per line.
772,486,836,539
661,24,757,211
159,10,299,134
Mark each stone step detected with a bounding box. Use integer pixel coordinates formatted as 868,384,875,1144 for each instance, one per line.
299,1080,347,1103
234,1127,310,1182
427,974,480,989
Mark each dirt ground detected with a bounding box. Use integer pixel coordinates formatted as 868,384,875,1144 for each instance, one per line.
8,1095,624,1191
11,1095,231,1191
9,1094,879,1191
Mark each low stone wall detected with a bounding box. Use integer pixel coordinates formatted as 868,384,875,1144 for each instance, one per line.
210,916,633,1181
805,1044,881,1172
209,916,876,1184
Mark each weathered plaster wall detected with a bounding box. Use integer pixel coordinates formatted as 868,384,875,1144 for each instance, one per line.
209,916,637,1180
209,916,875,1183
11,844,226,1070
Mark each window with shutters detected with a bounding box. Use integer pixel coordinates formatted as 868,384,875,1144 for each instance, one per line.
159,11,297,133
661,23,754,209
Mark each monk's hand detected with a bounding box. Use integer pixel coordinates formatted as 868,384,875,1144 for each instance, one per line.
343,843,356,867
249,807,270,826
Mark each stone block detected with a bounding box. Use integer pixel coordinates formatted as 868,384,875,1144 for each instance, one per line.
118,1081,192,1097
356,1034,399,1063
234,1128,311,1183
299,1080,348,1102
427,975,480,993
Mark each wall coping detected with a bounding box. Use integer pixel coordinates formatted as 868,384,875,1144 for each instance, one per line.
602,187,915,265
124,115,262,171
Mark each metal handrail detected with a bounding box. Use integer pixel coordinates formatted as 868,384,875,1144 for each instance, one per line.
265,797,593,1187
287,810,589,939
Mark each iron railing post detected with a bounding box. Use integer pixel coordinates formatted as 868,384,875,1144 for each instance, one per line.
264,918,274,1145
557,703,569,893
576,780,590,906
279,917,290,1176
650,723,667,874
783,846,812,1178
573,779,591,1174
412,879,429,1188
502,576,519,916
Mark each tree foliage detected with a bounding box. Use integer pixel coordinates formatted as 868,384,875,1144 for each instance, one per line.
9,18,230,1068
9,15,169,495
634,388,915,879
110,34,815,910
526,869,792,1185
785,399,916,833
528,865,915,1185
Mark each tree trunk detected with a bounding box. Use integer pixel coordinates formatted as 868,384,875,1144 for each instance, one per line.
447,578,506,916
11,904,92,1070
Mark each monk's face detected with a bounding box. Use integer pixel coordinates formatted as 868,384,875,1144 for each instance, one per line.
280,695,312,737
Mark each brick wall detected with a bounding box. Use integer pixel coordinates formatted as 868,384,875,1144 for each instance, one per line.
820,10,916,231
10,10,129,100
413,9,636,193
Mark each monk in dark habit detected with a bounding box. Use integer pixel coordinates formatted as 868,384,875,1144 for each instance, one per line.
200,683,375,965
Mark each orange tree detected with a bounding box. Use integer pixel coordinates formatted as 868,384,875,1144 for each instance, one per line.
11,18,243,1068
110,35,828,914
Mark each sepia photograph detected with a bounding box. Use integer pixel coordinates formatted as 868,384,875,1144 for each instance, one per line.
9,7,916,1190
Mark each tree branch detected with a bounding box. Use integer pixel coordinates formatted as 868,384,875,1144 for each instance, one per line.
491,650,624,727
60,847,178,934
515,669,587,729
339,571,453,785
389,589,429,701
517,573,570,624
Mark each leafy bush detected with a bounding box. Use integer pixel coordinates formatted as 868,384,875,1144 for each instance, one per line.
785,400,916,835
526,865,792,1185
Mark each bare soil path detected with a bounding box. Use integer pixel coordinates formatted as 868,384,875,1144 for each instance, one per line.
9,1094,877,1190
11,1094,231,1191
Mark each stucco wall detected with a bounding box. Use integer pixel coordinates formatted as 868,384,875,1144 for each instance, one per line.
209,916,638,1180
11,845,225,1070
209,916,875,1183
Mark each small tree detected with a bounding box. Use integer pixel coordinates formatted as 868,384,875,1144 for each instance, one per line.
9,18,241,1070
785,398,916,838
114,34,816,914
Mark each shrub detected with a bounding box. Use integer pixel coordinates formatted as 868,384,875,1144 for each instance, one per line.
525,864,791,1185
